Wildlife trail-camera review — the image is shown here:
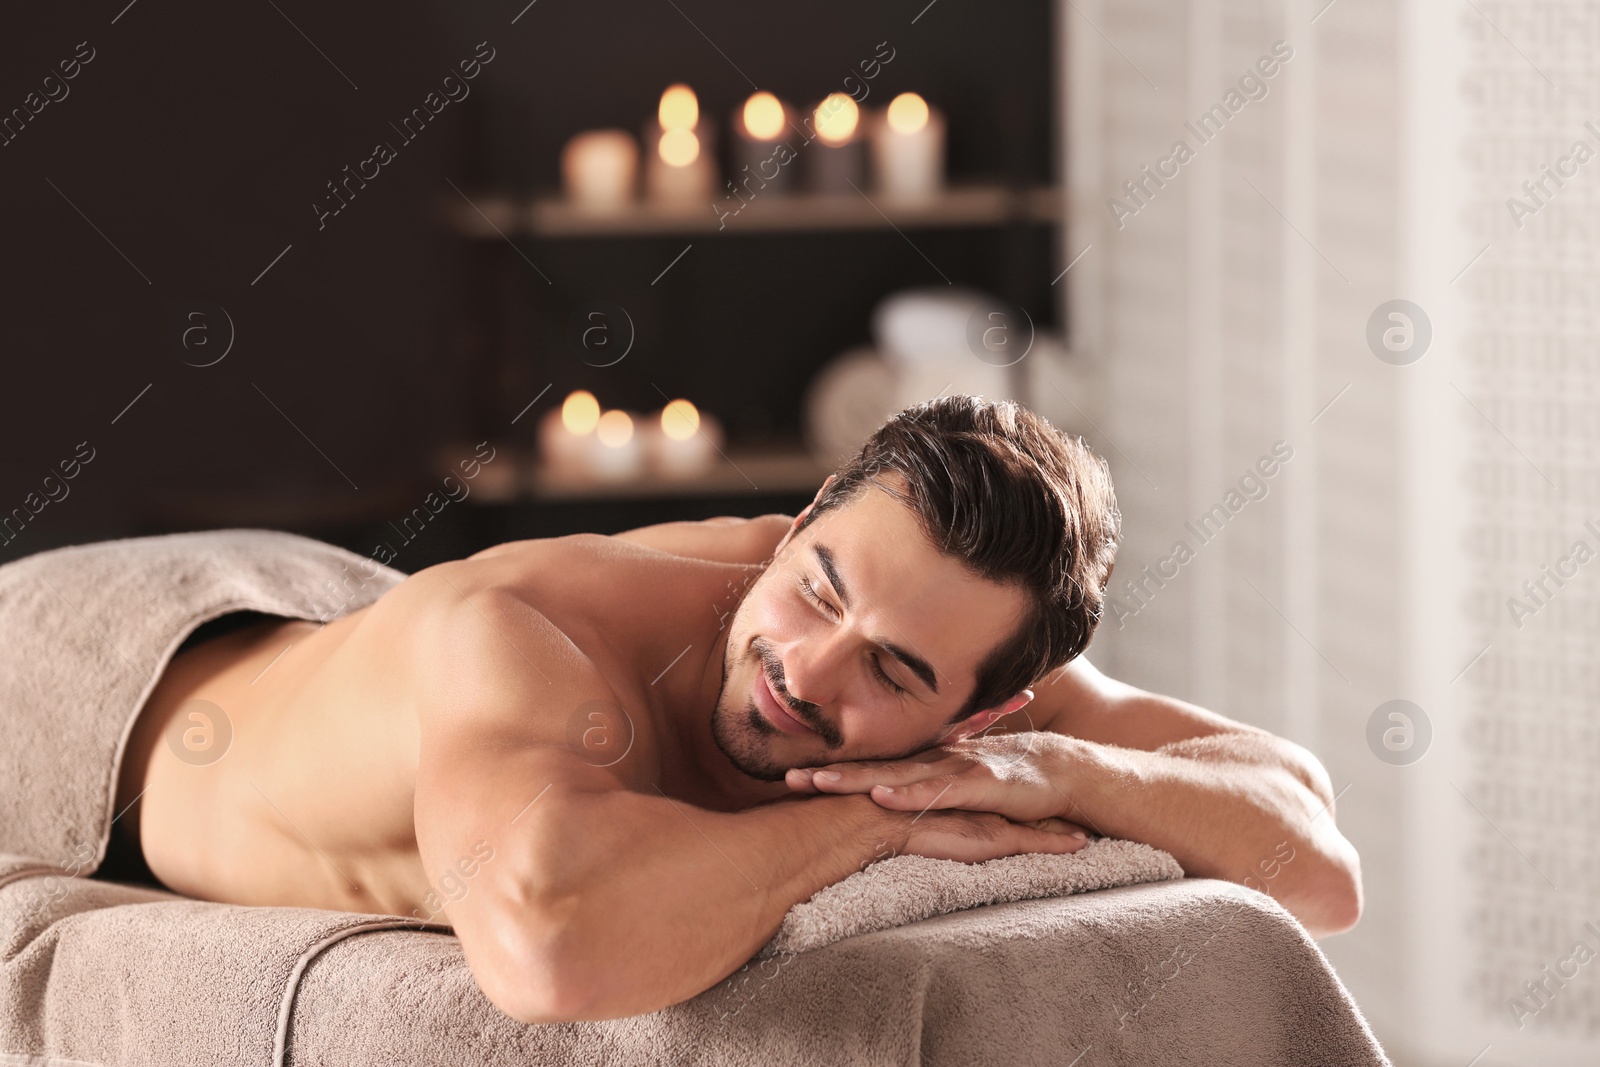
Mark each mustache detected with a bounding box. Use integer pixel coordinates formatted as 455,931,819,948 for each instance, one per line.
753,638,840,746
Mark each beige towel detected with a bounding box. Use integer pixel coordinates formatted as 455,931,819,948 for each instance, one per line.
0,529,404,872
764,838,1183,956
0,851,1390,1066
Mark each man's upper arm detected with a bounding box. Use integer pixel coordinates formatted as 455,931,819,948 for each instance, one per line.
1026,655,1265,751
407,576,629,1015
1029,655,1335,808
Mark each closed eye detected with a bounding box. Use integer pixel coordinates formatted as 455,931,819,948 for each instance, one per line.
800,572,915,697
871,654,908,695
801,576,908,696
798,575,838,619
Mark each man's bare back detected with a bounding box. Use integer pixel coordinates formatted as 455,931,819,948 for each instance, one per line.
114,517,796,919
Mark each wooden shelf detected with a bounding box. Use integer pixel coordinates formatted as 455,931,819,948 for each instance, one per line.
444,184,1062,239
445,447,832,505
526,449,831,501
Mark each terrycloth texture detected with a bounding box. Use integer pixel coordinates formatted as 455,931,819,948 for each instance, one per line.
290,876,1393,1066
762,837,1184,956
0,529,404,871
0,530,1391,1066
0,854,1390,1066
0,854,444,1067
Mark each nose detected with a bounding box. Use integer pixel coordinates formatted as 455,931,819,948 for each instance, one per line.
780,630,851,710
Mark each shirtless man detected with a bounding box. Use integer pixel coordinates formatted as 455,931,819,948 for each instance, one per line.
112,396,1362,1024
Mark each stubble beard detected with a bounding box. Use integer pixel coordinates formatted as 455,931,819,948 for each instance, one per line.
709,637,820,783
711,608,859,779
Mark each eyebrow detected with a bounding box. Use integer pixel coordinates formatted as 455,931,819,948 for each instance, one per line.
812,544,940,694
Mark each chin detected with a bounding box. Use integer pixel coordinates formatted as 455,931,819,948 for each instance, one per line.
709,701,811,783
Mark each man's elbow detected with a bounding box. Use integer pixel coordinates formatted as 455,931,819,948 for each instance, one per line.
1271,743,1362,936
1294,837,1364,938
469,895,601,1025
484,973,591,1027
486,976,596,1027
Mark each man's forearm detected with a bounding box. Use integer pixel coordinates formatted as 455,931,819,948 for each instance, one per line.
1050,731,1361,936
511,788,899,1022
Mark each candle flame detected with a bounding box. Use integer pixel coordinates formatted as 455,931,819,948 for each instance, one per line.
658,128,700,167
661,399,701,441
658,84,699,131
742,92,785,140
597,409,635,448
561,390,600,434
886,92,930,135
814,93,859,145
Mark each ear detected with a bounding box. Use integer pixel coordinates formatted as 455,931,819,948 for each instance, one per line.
946,689,1035,742
772,474,835,557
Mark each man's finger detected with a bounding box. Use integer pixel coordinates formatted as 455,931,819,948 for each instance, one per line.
1007,821,1090,855
864,772,971,811
804,756,965,793
784,768,821,793
1024,816,1090,837
798,748,951,777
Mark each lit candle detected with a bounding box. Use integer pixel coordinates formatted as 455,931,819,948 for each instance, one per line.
561,130,639,212
645,398,723,478
730,91,796,197
590,409,645,480
660,83,699,130
871,92,945,202
807,92,865,195
646,84,716,206
538,389,601,478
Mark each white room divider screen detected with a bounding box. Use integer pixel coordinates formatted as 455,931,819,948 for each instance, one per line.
1058,1,1598,1064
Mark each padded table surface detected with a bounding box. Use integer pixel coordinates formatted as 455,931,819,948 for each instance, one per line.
0,856,1390,1067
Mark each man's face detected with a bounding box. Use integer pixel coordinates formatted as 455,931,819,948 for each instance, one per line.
711,483,1027,782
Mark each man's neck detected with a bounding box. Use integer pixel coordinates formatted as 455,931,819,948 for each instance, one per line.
650,570,791,813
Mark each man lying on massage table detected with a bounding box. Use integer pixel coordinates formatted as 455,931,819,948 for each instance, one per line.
111,395,1362,1025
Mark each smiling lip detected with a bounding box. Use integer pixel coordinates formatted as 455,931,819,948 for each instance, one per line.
755,669,814,735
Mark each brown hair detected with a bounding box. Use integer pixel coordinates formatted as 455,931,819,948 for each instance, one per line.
796,395,1120,724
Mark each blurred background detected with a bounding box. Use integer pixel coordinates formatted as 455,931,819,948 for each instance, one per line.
2,2,1595,1064
0,0,1071,564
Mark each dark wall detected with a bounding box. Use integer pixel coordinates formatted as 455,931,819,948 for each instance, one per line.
1,1,478,558
0,1,1055,568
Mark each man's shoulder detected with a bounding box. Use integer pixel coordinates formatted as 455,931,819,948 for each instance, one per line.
392,549,690,705
462,530,611,565
397,554,586,649
608,513,792,564
393,559,668,793
459,520,786,579
392,561,621,738
464,515,793,568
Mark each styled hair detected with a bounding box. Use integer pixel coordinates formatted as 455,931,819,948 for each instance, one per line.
796,395,1120,724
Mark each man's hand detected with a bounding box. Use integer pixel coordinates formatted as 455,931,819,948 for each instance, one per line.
894,810,1092,863
786,732,1083,827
